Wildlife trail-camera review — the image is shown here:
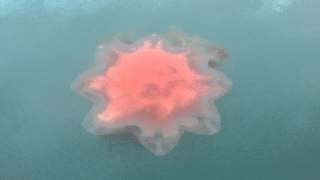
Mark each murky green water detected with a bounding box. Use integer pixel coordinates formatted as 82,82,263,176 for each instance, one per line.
1,0,319,179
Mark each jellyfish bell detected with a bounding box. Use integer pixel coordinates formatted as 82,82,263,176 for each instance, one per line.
72,30,231,156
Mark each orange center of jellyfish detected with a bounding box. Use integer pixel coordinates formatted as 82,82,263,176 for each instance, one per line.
89,41,210,124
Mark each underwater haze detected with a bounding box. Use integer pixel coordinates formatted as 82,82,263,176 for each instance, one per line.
0,0,319,180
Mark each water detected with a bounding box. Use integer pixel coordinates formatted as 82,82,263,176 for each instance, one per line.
0,0,319,179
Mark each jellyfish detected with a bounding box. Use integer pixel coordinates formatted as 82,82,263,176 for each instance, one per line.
72,30,231,155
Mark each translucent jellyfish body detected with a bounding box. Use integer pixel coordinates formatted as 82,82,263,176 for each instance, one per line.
73,31,231,155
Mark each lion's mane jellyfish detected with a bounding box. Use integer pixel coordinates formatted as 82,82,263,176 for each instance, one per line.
73,30,231,155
